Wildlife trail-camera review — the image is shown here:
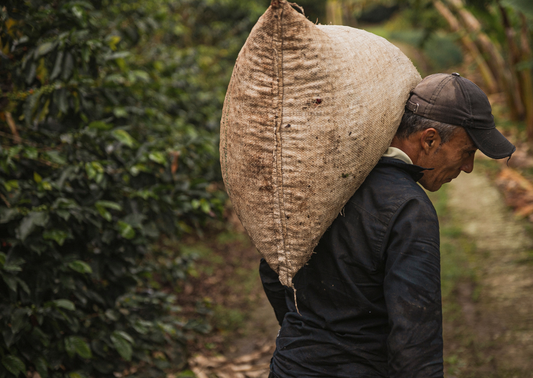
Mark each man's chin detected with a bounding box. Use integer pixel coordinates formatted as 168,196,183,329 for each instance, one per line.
420,182,443,192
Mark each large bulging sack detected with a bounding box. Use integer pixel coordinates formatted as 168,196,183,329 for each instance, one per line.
220,0,421,288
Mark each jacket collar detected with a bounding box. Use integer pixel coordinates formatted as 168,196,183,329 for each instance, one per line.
378,157,432,182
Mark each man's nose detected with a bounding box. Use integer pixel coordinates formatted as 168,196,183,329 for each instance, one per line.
461,154,475,173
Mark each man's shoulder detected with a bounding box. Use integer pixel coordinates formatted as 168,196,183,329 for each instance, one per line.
365,158,429,199
348,158,435,221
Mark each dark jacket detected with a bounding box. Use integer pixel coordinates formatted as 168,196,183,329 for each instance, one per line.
261,158,443,378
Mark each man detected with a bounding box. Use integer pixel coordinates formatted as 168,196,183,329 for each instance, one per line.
261,73,516,377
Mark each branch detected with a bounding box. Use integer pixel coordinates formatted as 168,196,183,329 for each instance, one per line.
0,193,10,208
4,112,21,144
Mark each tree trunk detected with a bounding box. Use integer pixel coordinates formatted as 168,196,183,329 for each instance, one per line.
434,1,498,93
497,2,526,120
445,0,524,120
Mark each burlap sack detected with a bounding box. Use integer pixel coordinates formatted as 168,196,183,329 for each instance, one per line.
220,0,421,288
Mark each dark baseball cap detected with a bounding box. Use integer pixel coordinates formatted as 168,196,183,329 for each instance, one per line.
406,72,516,159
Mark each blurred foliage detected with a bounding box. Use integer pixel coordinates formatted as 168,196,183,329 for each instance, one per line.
0,0,264,376
435,0,533,139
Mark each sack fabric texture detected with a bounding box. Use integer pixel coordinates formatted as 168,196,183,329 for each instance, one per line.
220,0,421,288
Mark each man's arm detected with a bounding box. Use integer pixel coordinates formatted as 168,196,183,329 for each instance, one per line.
383,197,443,378
259,258,289,326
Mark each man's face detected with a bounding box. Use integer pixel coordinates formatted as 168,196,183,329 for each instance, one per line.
418,128,477,192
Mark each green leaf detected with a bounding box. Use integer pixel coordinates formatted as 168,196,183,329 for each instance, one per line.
64,336,76,358
88,121,112,130
85,162,103,180
149,152,167,165
111,331,132,361
19,211,49,241
117,221,135,239
57,87,68,113
106,51,131,60
113,107,128,118
65,336,92,359
0,208,18,224
3,180,19,192
31,328,50,347
68,260,93,274
23,147,38,159
111,129,136,147
43,229,70,246
132,70,149,82
15,278,30,294
107,35,121,50
2,328,16,348
3,255,24,272
82,46,90,63
132,320,150,334
35,356,49,378
53,299,75,311
44,151,67,165
200,199,210,214
95,200,122,211
191,199,200,210
11,308,29,334
85,163,95,180
95,201,122,222
53,198,78,209
26,61,37,84
71,5,85,19
34,171,43,183
75,337,92,359
95,205,112,221
3,262,22,272
62,51,74,81
1,273,17,292
36,41,56,57
8,145,22,158
114,330,134,344
1,355,25,376
50,50,64,80
56,210,71,221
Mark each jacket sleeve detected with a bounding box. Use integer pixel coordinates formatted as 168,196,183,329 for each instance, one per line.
259,258,288,326
383,197,444,378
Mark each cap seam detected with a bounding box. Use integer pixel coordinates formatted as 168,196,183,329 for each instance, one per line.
456,76,473,126
427,75,453,119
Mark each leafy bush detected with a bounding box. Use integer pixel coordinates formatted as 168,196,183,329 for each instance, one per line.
0,0,263,376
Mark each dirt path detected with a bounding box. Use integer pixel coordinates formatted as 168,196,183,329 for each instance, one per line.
187,292,277,378
444,166,533,377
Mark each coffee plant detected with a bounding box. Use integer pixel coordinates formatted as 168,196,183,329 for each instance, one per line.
0,0,265,376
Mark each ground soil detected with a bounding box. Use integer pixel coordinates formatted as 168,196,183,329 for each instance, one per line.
177,216,278,378
443,162,533,377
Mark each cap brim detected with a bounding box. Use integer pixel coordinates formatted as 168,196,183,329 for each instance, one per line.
465,127,516,159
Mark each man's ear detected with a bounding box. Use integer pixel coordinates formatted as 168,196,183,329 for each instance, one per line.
420,128,441,154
